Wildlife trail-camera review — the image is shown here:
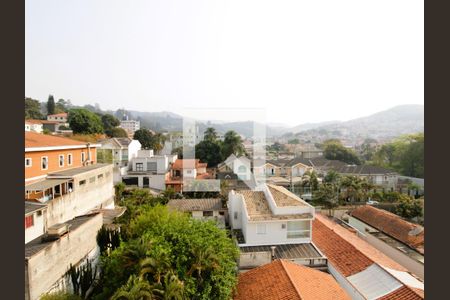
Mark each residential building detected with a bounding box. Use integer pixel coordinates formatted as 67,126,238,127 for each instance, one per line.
234,259,350,300
25,213,103,300
47,112,68,123
284,144,324,159
123,150,177,190
165,159,212,192
228,184,327,270
25,202,47,244
312,214,424,299
217,154,252,181
25,120,44,133
119,118,140,136
167,198,227,227
348,205,424,279
98,137,141,183
25,132,99,183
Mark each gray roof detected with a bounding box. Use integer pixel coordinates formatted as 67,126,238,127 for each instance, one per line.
240,243,323,260
167,198,225,212
25,213,100,258
25,178,70,191
25,201,47,215
114,138,132,147
47,163,111,177
334,165,396,175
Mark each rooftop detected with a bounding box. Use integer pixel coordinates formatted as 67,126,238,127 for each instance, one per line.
236,186,312,221
234,259,350,300
172,159,205,169
47,113,68,118
350,205,424,254
47,163,111,178
25,132,92,149
167,198,225,212
240,243,323,261
25,213,100,258
25,201,47,215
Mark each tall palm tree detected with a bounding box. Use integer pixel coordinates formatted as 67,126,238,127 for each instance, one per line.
154,271,185,300
340,176,363,206
140,256,172,285
204,127,218,142
187,245,220,280
222,131,245,158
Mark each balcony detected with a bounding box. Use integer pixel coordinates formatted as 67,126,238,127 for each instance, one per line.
25,179,73,203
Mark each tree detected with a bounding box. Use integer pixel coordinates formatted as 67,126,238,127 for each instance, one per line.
40,292,82,300
102,114,121,131
111,275,158,300
301,170,319,191
396,198,423,220
47,95,56,115
68,109,104,134
106,127,129,138
195,140,223,167
25,97,44,119
221,130,245,158
340,175,363,205
313,183,339,216
66,259,97,299
323,170,341,184
323,140,361,165
134,129,164,151
203,127,218,142
55,99,69,113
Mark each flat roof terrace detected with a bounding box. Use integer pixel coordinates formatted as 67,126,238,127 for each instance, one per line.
47,163,111,177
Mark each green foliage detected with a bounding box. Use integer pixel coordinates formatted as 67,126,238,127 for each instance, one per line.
301,170,319,191
371,133,424,178
56,99,71,113
266,142,285,152
43,128,52,135
195,140,223,167
68,108,104,134
323,170,341,184
221,130,245,158
115,182,126,202
313,183,339,214
134,129,164,151
203,127,218,142
97,149,113,164
106,127,129,138
40,292,82,300
25,97,44,119
396,197,423,220
47,95,56,115
97,226,121,255
98,205,239,300
102,114,121,130
323,139,361,165
66,259,97,298
288,139,300,144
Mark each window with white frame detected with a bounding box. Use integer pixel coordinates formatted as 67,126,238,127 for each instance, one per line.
135,163,144,171
257,223,267,234
41,157,48,170
68,154,73,165
287,221,309,238
25,158,32,168
59,155,64,167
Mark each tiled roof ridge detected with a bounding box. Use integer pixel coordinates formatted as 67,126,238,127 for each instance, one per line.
279,260,304,299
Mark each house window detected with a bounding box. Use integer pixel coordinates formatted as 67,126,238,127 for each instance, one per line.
41,157,48,170
238,165,247,173
68,154,73,165
203,211,213,217
59,155,64,167
79,180,86,186
25,158,32,168
287,221,309,239
98,174,104,179
136,163,144,171
257,224,267,234
81,152,86,162
25,215,34,229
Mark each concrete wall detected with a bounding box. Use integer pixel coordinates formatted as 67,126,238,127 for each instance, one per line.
244,220,311,246
25,214,103,300
25,210,47,244
239,251,272,269
46,165,114,227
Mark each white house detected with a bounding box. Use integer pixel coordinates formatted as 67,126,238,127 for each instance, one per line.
47,113,68,123
25,120,44,133
219,154,252,181
119,118,140,136
25,202,47,244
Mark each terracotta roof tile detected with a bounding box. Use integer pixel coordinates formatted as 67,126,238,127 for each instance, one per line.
25,131,88,148
378,286,423,300
47,113,68,117
267,184,307,207
172,159,200,169
234,259,350,300
351,205,424,254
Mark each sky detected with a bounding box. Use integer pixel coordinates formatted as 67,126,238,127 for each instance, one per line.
26,0,423,127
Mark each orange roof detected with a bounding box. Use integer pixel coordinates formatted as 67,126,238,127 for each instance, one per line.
172,159,200,169
47,113,68,117
351,205,424,254
234,259,350,300
25,119,44,125
378,286,423,300
25,131,89,149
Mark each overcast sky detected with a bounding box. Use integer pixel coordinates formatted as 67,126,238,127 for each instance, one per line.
26,0,423,126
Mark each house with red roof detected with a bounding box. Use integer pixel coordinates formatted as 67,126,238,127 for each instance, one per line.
165,158,212,192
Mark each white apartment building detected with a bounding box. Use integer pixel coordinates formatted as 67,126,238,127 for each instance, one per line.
119,119,140,135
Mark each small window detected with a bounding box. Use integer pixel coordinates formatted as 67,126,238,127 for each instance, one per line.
203,211,213,217
281,224,286,229
25,158,32,168
89,176,95,183
59,155,64,167
219,211,225,216
37,210,42,216
98,174,104,179
41,157,48,170
234,212,238,220
25,215,34,229
81,152,86,162
79,180,86,186
136,163,144,171
68,154,73,166
257,224,267,235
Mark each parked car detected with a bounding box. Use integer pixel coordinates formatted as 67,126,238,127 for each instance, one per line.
367,199,380,205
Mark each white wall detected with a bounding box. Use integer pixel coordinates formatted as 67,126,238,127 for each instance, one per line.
328,263,366,300
128,140,141,160
183,168,197,178
25,210,46,244
244,220,311,246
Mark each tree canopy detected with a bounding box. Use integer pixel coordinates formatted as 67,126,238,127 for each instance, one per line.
25,97,44,119
102,114,121,131
106,127,128,138
47,95,56,115
68,108,104,134
221,130,245,158
133,129,165,151
322,139,361,165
